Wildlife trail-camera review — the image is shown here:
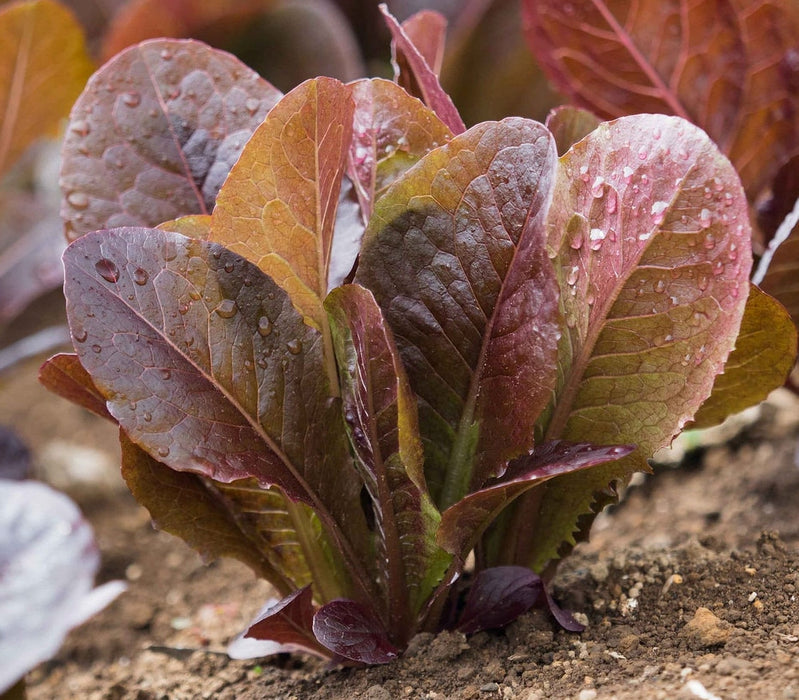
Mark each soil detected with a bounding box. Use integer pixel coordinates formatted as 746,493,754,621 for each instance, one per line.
2,356,799,700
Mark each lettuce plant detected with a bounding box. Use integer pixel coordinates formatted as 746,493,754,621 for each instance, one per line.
40,9,795,664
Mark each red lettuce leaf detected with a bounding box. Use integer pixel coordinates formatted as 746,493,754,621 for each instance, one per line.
349,78,452,223
60,38,281,241
236,586,331,660
380,4,465,135
325,284,450,642
398,10,447,78
545,106,600,157
504,114,753,571
355,118,561,507
210,77,353,337
438,441,633,565
313,598,399,665
38,352,112,421
62,226,375,603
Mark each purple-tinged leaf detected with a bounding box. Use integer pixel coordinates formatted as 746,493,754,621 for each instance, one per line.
211,77,353,338
399,10,447,77
0,479,125,694
380,4,466,136
326,285,450,640
349,78,452,223
545,106,600,157
0,192,65,327
233,586,331,660
355,118,560,507
690,285,797,429
541,586,585,633
38,353,112,421
313,598,399,665
513,115,753,571
438,442,633,564
457,566,544,634
60,38,281,241
119,433,320,598
62,227,375,602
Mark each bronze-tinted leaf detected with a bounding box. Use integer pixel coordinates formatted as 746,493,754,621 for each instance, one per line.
38,352,111,421
355,118,561,507
690,285,797,429
60,38,281,240
0,0,93,177
211,77,353,336
545,105,600,156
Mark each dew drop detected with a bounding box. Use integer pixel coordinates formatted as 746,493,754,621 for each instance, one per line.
570,233,583,250
215,299,238,318
245,97,260,115
703,233,716,250
652,127,661,140
223,261,235,273
590,176,605,198
91,344,102,353
637,146,648,160
698,274,709,291
160,369,171,381
189,290,201,301
586,285,596,305
728,243,738,262
95,258,120,283
160,48,173,60
158,446,170,458
212,250,222,260
606,190,618,214
122,91,141,107
589,228,606,250
67,192,89,209
143,411,152,422
712,260,724,276
723,192,734,207
287,339,303,355
163,241,178,261
566,266,579,286
650,200,668,225
244,360,253,370
178,302,190,315
257,316,273,336
133,268,149,285
70,120,90,137
655,279,666,293
579,165,589,182
73,328,88,343
699,208,712,229
622,166,634,184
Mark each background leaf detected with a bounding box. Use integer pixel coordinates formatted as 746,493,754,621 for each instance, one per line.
507,114,753,571
38,352,112,421
355,118,561,507
521,0,799,213
0,0,93,177
545,106,600,157
60,38,281,240
690,285,797,429
63,227,374,602
211,77,353,335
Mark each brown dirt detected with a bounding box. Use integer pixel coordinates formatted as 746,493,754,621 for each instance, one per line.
3,358,799,700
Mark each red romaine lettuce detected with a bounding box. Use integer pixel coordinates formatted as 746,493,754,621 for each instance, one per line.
39,8,793,665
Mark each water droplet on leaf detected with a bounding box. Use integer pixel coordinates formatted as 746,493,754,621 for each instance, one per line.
67,192,89,209
91,344,102,353
157,446,170,458
133,268,149,285
590,176,605,198
287,339,303,355
122,91,141,107
257,316,273,336
699,208,712,229
73,328,88,343
215,299,238,318
95,258,120,283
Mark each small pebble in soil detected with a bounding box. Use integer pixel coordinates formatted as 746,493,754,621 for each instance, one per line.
682,607,731,649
